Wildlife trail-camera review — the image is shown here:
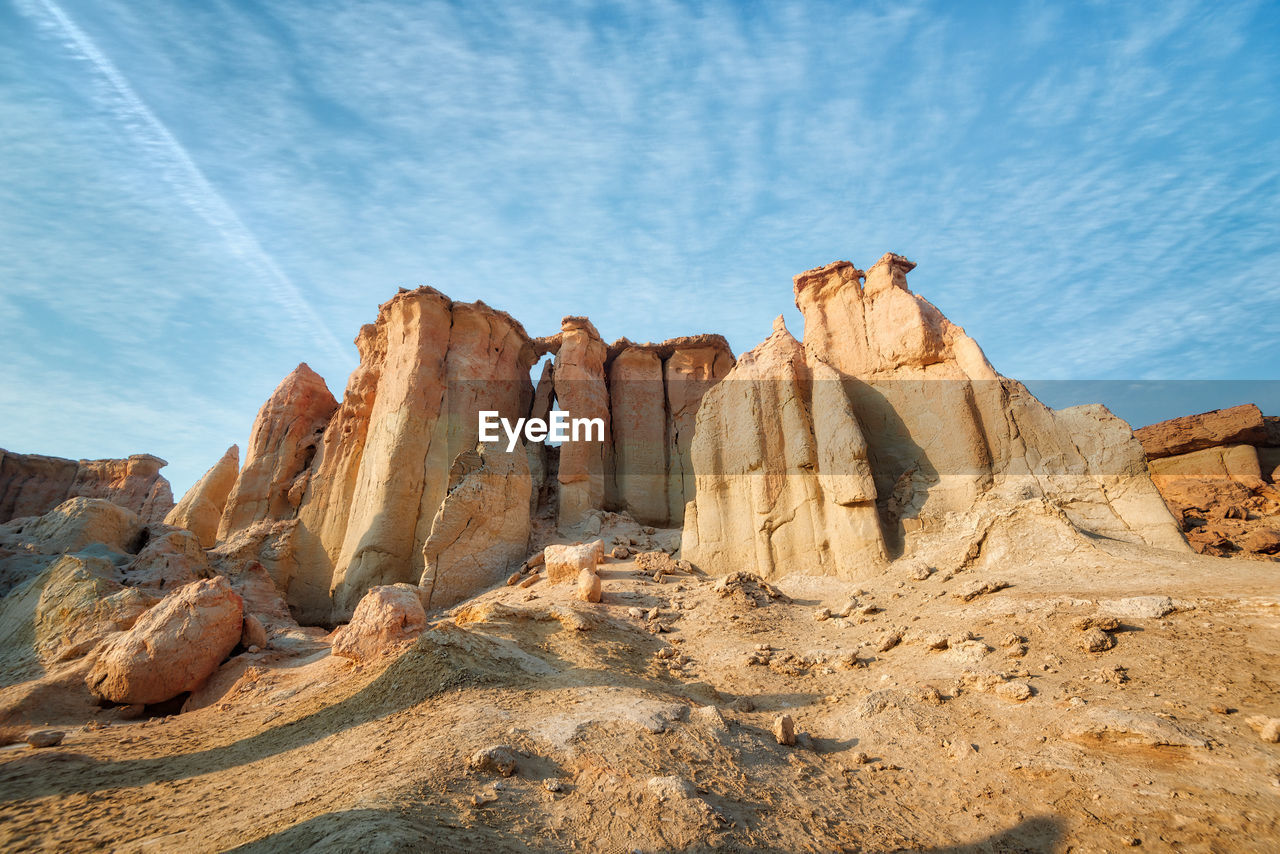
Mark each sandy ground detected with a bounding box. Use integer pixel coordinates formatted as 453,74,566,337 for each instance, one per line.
1,522,1278,853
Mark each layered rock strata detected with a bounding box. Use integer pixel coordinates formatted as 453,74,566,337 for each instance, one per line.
0,450,174,525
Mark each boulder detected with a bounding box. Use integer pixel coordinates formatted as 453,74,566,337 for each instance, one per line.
85,576,244,705
16,497,142,556
1134,404,1268,460
218,365,337,540
419,444,532,610
543,542,601,584
576,569,602,603
330,583,427,662
34,554,155,663
241,613,268,649
121,528,211,591
164,445,239,547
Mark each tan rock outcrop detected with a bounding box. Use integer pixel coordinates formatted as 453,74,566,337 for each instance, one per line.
551,317,611,530
1148,443,1280,557
293,290,536,622
121,529,212,592
608,346,667,525
34,554,155,664
606,336,734,527
85,576,244,705
664,338,734,525
1135,404,1268,460
330,583,426,662
218,365,337,541
16,497,142,556
544,542,601,583
682,317,887,580
69,455,174,525
792,255,1185,552
0,450,173,525
419,443,532,610
165,445,239,547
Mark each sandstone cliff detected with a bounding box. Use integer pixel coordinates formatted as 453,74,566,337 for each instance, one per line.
291,289,537,622
684,254,1188,579
164,445,239,548
217,364,337,541
0,450,174,525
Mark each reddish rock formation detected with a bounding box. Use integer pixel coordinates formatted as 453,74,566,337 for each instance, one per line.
165,445,239,547
1134,404,1268,460
0,451,174,525
1138,407,1280,558
218,365,337,541
85,576,244,705
292,290,536,622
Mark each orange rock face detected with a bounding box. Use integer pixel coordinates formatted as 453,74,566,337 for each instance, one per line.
550,317,611,531
165,445,239,547
1,450,174,525
218,364,337,541
85,576,244,705
1134,404,1268,460
291,289,536,622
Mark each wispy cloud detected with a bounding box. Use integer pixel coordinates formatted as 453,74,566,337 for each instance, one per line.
15,0,347,364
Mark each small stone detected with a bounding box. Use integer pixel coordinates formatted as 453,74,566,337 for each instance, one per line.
518,573,540,588
878,631,903,652
576,569,602,603
506,571,522,586
610,546,628,560
947,631,974,647
814,608,832,622
1209,704,1234,715
647,606,660,621
731,697,755,713
627,607,643,619
1247,716,1280,743
924,634,949,651
954,579,1009,602
995,681,1033,702
1001,633,1023,647
25,730,65,749
773,714,796,746
1081,627,1116,653
1074,615,1121,632
543,779,564,793
851,751,870,765
469,745,519,777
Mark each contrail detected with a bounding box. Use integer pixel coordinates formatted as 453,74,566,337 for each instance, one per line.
19,0,350,364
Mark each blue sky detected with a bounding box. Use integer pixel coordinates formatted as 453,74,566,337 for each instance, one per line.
2,0,1278,496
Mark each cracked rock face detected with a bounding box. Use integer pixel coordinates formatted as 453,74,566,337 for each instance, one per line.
165,445,239,548
292,289,536,623
0,450,174,525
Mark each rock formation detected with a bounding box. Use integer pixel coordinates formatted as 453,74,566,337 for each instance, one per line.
218,365,337,541
1135,404,1269,460
1138,406,1280,557
685,254,1188,579
85,576,244,705
545,317,611,530
606,336,734,527
0,450,174,525
419,443,532,610
682,317,886,580
165,445,239,547
329,583,426,662
292,289,537,622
